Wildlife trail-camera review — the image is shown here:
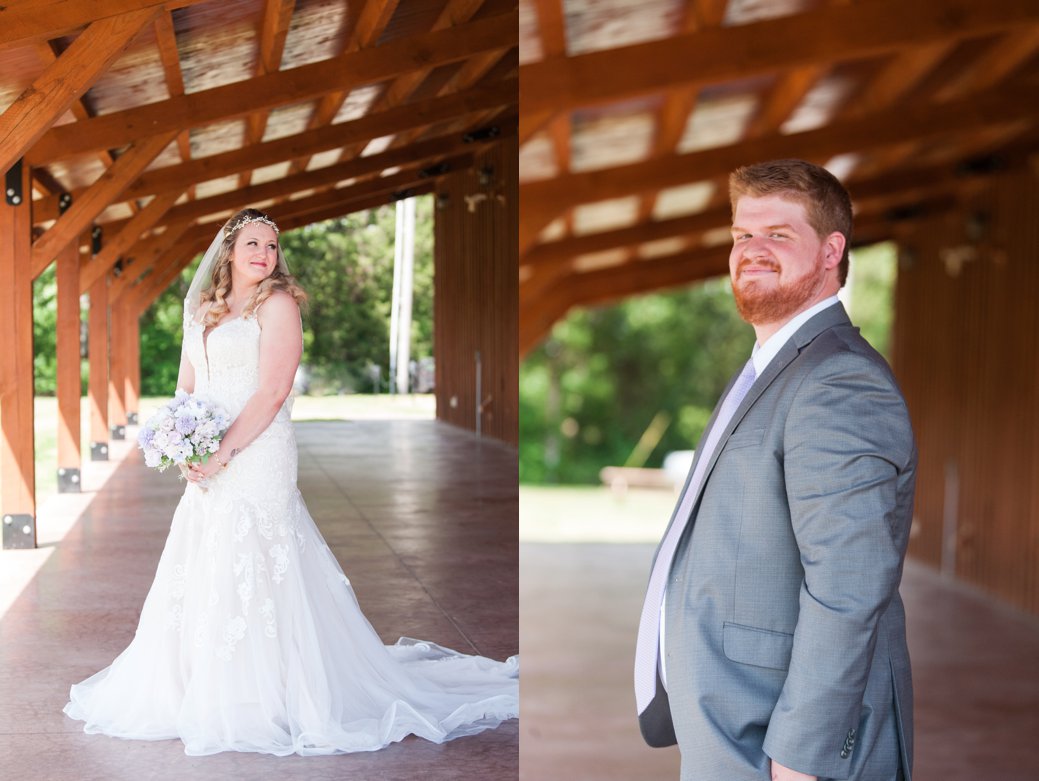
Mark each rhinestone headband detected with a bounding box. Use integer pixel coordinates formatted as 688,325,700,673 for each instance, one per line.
226,214,279,236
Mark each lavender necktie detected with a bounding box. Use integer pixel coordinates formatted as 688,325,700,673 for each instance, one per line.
634,357,757,714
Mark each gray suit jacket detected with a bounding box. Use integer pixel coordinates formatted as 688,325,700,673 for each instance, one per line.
638,304,916,781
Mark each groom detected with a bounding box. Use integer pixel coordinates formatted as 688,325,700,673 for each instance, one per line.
634,159,917,781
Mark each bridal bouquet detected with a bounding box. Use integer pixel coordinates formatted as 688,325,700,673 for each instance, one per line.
137,391,231,472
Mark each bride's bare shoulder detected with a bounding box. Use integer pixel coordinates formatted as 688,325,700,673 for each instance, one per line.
256,290,300,325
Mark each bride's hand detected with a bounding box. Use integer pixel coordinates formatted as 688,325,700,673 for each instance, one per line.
186,457,221,483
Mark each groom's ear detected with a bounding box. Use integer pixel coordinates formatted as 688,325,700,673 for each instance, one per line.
822,231,845,270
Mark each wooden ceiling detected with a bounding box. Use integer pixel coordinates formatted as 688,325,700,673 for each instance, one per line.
0,0,518,299
518,0,1039,355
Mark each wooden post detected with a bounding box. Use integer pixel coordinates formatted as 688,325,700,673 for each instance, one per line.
55,240,82,492
126,314,140,425
108,300,127,440
0,159,37,548
87,235,110,462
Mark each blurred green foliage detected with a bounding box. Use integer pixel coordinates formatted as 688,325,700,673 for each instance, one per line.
519,243,897,485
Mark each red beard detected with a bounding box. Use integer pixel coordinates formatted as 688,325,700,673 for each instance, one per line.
731,257,826,326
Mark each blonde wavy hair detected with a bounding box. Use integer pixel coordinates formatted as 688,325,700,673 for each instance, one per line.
199,208,307,327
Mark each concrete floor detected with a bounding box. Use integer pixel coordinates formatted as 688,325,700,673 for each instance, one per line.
0,420,518,781
520,542,1039,781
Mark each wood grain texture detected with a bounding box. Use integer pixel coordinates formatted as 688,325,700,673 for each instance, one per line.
434,135,518,445
0,7,158,173
27,9,518,164
0,162,36,522
892,169,1039,614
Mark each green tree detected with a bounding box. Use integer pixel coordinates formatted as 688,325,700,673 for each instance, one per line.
520,278,756,485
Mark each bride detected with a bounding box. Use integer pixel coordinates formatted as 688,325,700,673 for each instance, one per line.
64,208,519,756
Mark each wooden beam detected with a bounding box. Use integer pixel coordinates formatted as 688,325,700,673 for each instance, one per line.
0,0,211,49
521,81,1039,247
88,79,513,211
56,241,82,487
239,0,297,187
153,9,195,199
320,0,491,170
344,0,491,127
290,0,402,173
935,26,1039,101
524,207,729,270
519,0,1039,115
33,39,122,180
108,302,129,437
154,126,506,232
79,191,183,292
27,10,518,164
0,161,36,542
87,271,110,461
31,132,178,278
0,7,159,174
104,220,194,299
849,42,954,117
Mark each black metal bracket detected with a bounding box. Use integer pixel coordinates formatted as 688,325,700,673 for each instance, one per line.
110,424,126,441
91,225,103,254
57,467,82,493
127,411,139,425
463,125,501,144
90,441,109,461
390,189,416,202
5,159,24,205
58,192,73,213
2,513,36,549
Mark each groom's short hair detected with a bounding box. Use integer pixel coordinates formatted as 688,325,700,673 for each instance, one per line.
729,159,853,286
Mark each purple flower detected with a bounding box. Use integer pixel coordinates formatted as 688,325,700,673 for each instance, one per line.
175,413,197,435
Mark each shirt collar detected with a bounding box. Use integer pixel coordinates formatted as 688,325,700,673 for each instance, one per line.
751,295,841,377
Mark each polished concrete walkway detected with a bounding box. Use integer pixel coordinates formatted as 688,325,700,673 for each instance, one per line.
0,420,517,781
520,542,1039,781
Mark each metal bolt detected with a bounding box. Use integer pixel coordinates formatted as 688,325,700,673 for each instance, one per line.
72,474,80,483
5,188,13,196
58,468,65,476
21,525,31,535
3,515,11,524
11,195,20,204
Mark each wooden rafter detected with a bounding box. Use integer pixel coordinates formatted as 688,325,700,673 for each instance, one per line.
636,0,728,225
324,0,491,169
27,9,518,165
31,131,178,277
0,0,210,49
79,191,184,291
238,0,297,188
153,9,195,200
33,79,515,222
519,0,1039,116
521,81,1039,248
287,0,402,174
0,7,159,173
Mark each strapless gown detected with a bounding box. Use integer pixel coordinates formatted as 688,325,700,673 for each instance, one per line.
64,314,518,756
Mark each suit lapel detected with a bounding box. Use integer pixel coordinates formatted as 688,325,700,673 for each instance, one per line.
680,302,852,524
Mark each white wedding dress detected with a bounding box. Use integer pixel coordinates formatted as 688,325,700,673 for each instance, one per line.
64,313,518,756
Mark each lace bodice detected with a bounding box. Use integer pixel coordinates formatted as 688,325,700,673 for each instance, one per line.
184,315,290,422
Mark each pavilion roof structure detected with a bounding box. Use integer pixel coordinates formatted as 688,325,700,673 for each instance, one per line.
0,0,518,296
518,0,1039,355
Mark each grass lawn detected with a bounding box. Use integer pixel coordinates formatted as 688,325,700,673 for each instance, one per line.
5,393,435,508
519,484,677,544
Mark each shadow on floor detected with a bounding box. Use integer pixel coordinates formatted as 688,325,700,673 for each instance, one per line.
0,419,518,781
